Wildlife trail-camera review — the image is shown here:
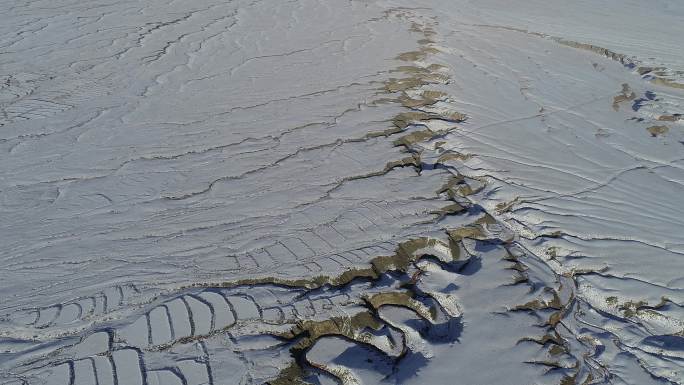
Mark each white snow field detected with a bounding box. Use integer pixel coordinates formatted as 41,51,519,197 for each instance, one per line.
1,0,682,384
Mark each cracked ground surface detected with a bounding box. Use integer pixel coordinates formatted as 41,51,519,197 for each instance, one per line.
1,0,683,384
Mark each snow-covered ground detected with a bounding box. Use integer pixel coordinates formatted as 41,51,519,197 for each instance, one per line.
1,1,682,384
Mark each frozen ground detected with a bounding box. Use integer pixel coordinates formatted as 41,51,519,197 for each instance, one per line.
1,1,682,384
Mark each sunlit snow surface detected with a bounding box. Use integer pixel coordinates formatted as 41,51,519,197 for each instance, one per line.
1,1,683,384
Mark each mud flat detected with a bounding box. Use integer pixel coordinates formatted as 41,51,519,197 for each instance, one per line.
1,1,683,384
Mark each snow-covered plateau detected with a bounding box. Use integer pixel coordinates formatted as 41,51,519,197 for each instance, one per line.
1,0,683,384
